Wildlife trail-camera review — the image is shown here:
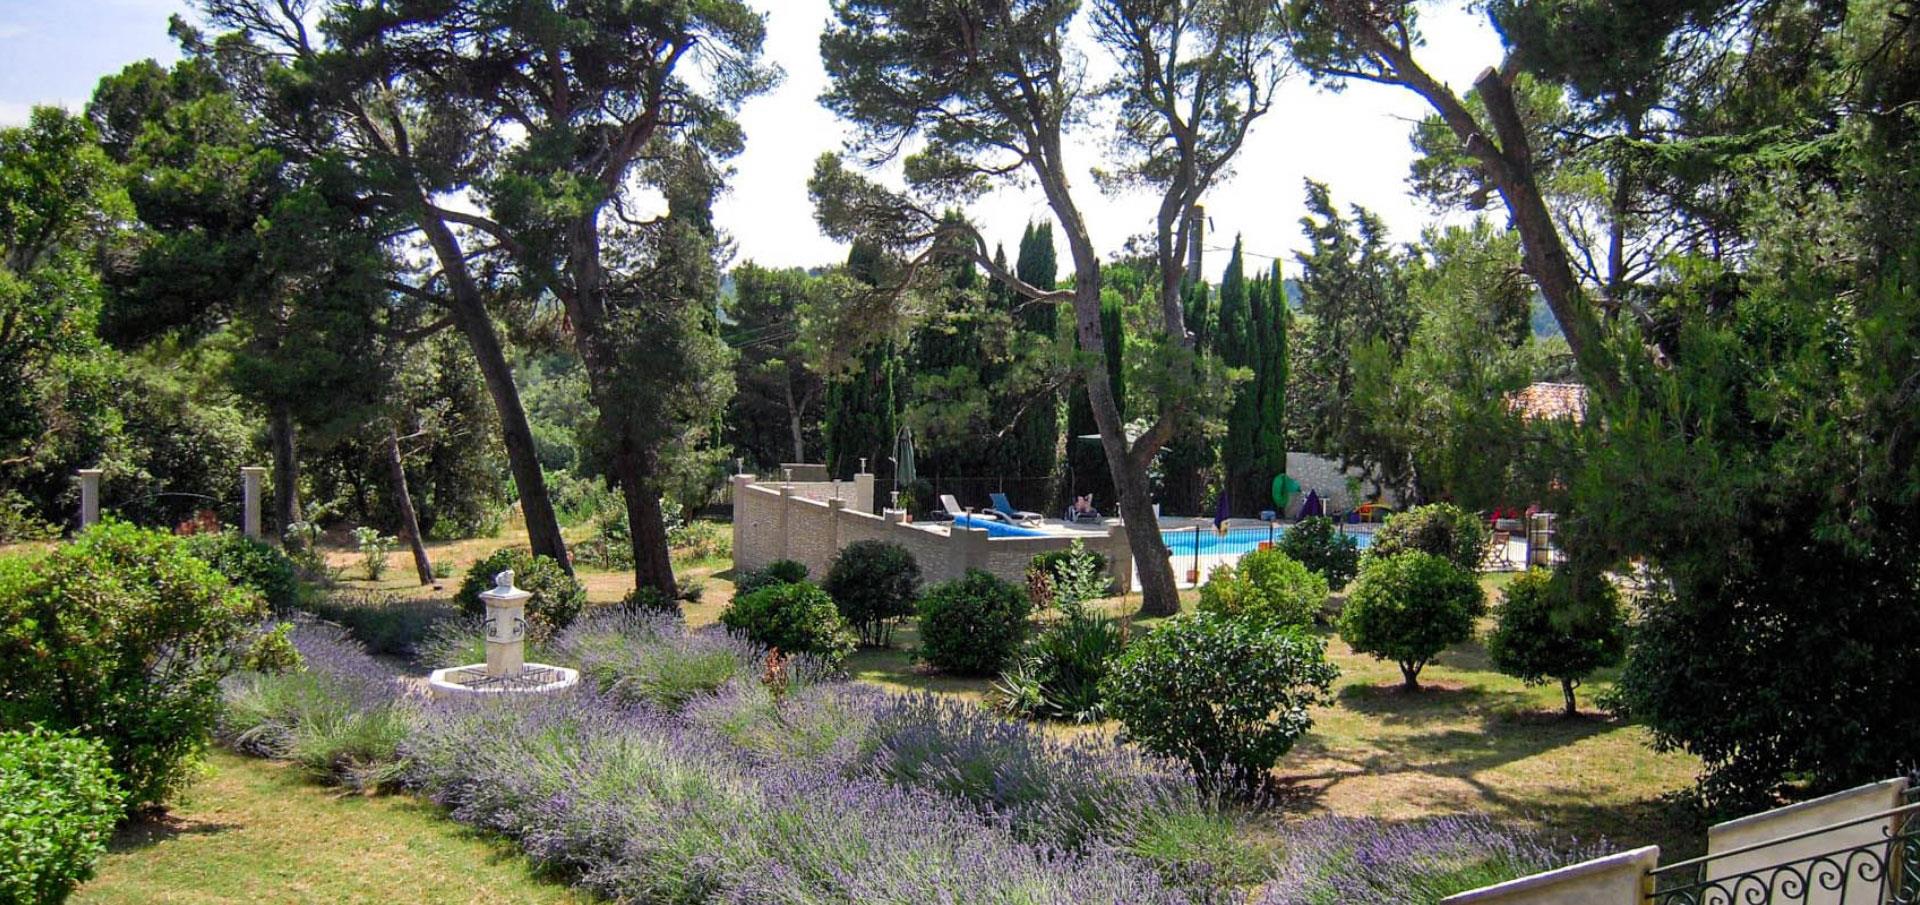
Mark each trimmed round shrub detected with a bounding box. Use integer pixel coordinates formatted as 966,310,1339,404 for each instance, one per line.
917,570,1031,676
457,547,586,638
735,559,810,597
823,540,922,647
184,529,302,611
0,727,125,904
1339,551,1486,690
1366,503,1491,572
1197,548,1328,627
0,520,269,809
1102,613,1339,795
1487,569,1627,716
721,582,857,666
1277,515,1363,589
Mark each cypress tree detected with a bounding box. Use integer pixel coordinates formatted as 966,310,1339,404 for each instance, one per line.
1217,237,1261,515
1003,221,1061,506
1157,279,1215,514
907,211,994,495
825,239,901,486
1255,261,1290,511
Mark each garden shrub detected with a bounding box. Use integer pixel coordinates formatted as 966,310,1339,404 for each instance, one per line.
720,581,856,666
1197,548,1328,627
1103,613,1337,795
0,521,275,809
1339,551,1485,690
734,559,809,597
1277,515,1363,589
1026,542,1109,609
823,540,922,647
1367,503,1491,572
620,585,682,618
1487,569,1627,717
352,526,397,580
184,529,303,611
669,519,731,563
0,727,124,905
302,591,457,658
457,547,586,638
916,570,1030,676
995,600,1127,723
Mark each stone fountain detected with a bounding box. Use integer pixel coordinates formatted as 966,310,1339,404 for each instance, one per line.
427,569,580,700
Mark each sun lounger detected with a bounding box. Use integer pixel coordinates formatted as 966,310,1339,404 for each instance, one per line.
989,492,1044,525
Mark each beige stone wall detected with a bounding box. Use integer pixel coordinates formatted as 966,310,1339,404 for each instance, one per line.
731,475,1133,590
1284,451,1402,516
1441,846,1659,905
1703,777,1909,904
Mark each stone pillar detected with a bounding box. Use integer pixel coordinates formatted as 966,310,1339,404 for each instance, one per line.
479,570,531,678
853,472,876,514
731,474,756,571
1107,522,1135,595
77,469,103,529
948,524,988,582
240,466,268,539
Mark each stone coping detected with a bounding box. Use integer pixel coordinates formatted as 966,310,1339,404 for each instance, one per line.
427,663,580,700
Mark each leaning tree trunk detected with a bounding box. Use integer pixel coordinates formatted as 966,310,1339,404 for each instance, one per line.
269,402,300,536
1562,677,1580,718
384,428,435,585
417,214,571,573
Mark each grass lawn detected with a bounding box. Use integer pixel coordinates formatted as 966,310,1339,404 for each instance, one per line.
75,750,578,905
78,516,1705,900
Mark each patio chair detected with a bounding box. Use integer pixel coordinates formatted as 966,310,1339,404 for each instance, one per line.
940,494,1005,523
1483,529,1519,571
989,492,1044,525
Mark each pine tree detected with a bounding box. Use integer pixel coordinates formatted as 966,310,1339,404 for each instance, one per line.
1064,286,1126,511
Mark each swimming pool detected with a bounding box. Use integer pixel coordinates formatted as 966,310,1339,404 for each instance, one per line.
945,515,1372,554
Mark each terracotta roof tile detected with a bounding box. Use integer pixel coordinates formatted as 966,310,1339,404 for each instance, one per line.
1509,382,1588,423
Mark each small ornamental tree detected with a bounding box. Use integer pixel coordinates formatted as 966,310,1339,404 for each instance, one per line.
1339,552,1485,690
1102,613,1338,795
1277,516,1362,589
1367,504,1491,572
823,540,922,647
1487,569,1627,717
1198,548,1328,627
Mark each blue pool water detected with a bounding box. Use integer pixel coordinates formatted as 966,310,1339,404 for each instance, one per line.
946,515,1372,554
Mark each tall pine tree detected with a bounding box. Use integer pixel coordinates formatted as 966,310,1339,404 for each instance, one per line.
1064,284,1126,512
1157,278,1215,514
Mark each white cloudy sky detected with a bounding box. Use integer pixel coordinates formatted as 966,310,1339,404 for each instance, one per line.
1,0,1508,282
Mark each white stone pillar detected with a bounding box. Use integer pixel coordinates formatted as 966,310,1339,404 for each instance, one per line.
77,469,103,529
240,466,267,538
479,570,531,678
853,472,876,514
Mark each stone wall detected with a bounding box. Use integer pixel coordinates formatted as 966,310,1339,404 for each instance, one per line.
1284,451,1402,516
1703,777,1909,904
1441,847,1659,905
732,475,1133,591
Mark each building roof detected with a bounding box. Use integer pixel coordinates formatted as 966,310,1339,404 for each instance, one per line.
1509,382,1589,423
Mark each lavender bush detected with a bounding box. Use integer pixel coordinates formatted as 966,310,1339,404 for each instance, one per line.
220,620,415,790
1256,815,1607,904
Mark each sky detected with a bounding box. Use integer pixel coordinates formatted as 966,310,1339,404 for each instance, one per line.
0,0,1509,283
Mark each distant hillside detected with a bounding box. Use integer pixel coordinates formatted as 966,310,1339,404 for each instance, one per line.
1530,295,1564,339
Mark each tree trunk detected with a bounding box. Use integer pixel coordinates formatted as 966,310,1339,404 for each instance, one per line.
385,429,435,586
1562,677,1580,717
614,438,679,599
269,402,300,536
785,379,807,462
1401,663,1422,691
416,213,571,573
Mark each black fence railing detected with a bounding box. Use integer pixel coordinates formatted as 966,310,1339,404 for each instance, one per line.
1647,800,1920,905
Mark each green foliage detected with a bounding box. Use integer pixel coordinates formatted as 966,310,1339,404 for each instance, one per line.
457,548,586,639
915,570,1031,677
183,529,302,612
1278,516,1363,589
669,519,731,564
1002,221,1061,485
1339,552,1485,690
720,582,857,666
735,559,810,597
1103,613,1338,795
1368,503,1491,572
619,586,682,618
0,727,125,905
995,602,1127,724
1064,289,1128,509
352,527,397,581
823,540,923,647
1218,242,1292,515
1487,570,1627,716
1198,548,1328,627
300,592,455,659
1026,541,1109,611
0,521,272,809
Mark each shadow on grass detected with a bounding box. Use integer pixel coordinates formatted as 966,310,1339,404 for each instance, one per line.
108,814,238,853
1335,680,1538,725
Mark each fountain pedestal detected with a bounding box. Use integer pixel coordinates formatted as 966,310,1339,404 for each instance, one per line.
428,569,579,700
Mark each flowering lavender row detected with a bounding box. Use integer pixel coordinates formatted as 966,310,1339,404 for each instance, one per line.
403,689,1201,904
1253,814,1608,904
